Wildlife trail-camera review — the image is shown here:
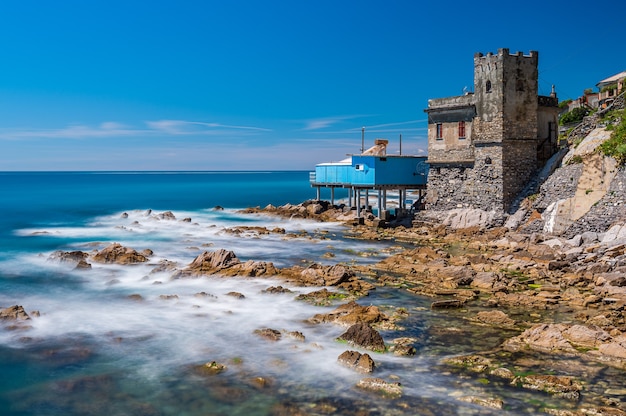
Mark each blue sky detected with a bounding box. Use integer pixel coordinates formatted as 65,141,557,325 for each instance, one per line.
1,0,624,171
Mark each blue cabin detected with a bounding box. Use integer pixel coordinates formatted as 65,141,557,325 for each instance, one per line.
310,140,428,219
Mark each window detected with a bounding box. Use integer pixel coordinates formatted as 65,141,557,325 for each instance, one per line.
486,80,492,93
436,123,443,140
458,121,466,139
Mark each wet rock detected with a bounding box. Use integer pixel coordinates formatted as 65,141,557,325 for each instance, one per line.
48,250,89,264
512,374,582,400
155,211,176,220
295,288,345,306
0,305,31,321
193,361,227,376
226,291,245,299
458,395,504,409
286,331,305,342
337,322,385,352
356,377,402,398
262,286,293,294
91,243,150,264
280,263,355,286
254,328,282,341
431,299,464,309
187,249,240,273
474,310,516,327
388,337,417,356
337,350,376,373
308,301,388,327
174,249,277,278
150,260,178,274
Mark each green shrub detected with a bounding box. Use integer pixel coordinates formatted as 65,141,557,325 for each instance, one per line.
599,109,626,165
560,107,590,125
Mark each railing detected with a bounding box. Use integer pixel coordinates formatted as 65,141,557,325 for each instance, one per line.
309,171,316,183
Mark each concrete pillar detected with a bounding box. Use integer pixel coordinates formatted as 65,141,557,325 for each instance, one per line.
331,187,335,205
316,186,321,201
377,189,383,219
356,189,361,218
365,189,369,211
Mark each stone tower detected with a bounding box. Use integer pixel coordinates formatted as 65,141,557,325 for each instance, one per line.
424,48,558,213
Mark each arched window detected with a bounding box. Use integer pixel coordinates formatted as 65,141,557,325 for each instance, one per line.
486,80,492,93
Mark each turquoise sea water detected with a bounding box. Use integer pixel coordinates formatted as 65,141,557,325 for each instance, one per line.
0,171,586,415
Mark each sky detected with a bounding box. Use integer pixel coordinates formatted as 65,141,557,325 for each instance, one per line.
1,0,625,171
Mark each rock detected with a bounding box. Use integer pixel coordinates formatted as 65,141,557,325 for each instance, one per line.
48,250,89,264
308,301,388,326
337,322,385,352
194,361,227,376
458,395,504,409
174,249,277,278
474,310,515,327
441,208,498,229
470,272,498,289
356,377,402,398
226,291,245,299
284,264,354,286
188,249,240,273
431,300,464,309
0,305,31,321
337,350,376,373
262,286,293,294
91,243,150,264
156,211,176,220
489,367,515,380
254,328,282,341
512,374,582,400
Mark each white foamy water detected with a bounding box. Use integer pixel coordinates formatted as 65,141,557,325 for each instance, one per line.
0,208,515,415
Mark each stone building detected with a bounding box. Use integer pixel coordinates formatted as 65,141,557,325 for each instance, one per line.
424,48,560,213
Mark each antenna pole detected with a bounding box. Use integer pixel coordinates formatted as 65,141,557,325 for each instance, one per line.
399,133,402,155
361,127,365,154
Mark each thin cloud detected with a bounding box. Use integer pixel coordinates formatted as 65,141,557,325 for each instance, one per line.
0,119,271,140
301,115,366,131
146,120,272,135
0,123,144,140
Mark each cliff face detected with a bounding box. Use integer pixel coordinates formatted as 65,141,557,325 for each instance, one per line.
515,126,626,237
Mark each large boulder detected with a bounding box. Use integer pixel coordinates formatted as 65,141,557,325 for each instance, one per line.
91,243,151,264
337,322,385,352
174,249,276,278
0,305,30,321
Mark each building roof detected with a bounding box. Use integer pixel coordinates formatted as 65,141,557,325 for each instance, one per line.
597,71,626,87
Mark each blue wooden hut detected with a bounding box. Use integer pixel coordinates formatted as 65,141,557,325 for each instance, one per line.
310,140,428,219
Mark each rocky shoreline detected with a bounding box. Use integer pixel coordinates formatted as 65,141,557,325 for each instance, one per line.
3,201,626,415
240,200,626,414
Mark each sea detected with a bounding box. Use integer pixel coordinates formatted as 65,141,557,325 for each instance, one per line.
0,171,581,415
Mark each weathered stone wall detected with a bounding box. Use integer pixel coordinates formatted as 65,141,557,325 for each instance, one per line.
425,144,504,211
502,139,538,211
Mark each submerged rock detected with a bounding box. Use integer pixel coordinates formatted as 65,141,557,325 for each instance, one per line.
356,377,402,398
193,361,227,376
